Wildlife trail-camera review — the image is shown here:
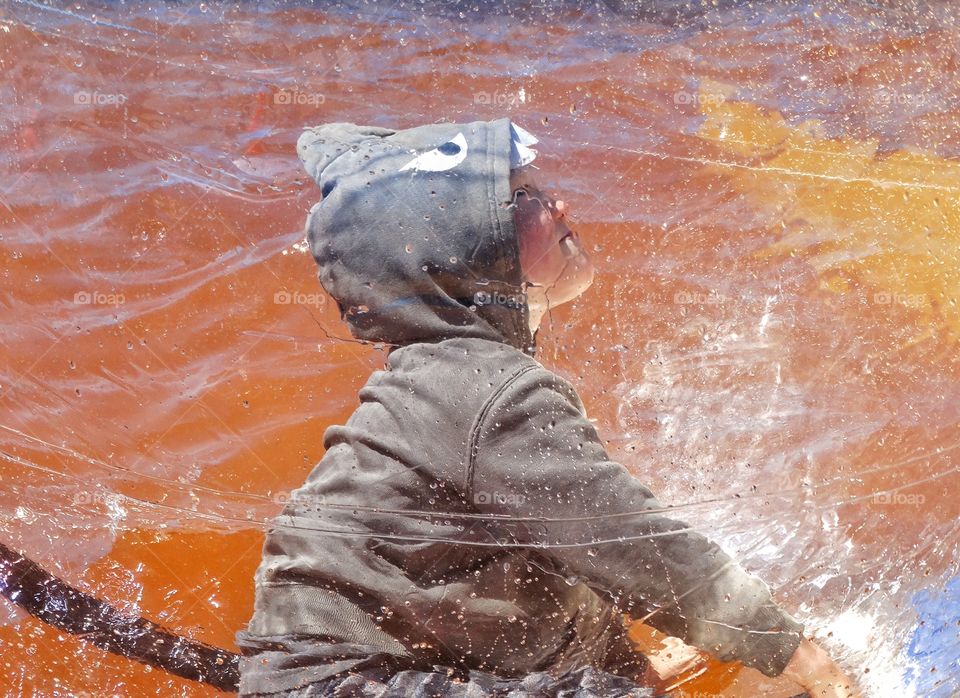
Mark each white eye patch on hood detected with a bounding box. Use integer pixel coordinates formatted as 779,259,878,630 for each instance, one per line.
398,120,539,173
399,132,468,172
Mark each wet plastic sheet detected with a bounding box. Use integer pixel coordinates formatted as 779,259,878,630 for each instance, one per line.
1,1,959,696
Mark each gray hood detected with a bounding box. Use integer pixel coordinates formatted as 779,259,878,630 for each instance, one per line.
297,117,536,354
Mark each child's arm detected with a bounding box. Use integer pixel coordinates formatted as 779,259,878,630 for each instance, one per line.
470,364,803,677
782,638,862,697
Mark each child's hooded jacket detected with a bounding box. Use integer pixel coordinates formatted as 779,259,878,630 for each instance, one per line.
235,117,804,695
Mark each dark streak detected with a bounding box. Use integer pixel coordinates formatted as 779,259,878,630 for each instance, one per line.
0,541,240,692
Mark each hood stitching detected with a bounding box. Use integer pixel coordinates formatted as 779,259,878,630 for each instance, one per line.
485,120,534,354
465,362,539,498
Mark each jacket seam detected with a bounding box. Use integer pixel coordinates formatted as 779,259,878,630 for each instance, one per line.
464,362,539,498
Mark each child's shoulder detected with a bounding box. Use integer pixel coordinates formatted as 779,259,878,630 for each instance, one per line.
388,336,542,374
379,337,550,413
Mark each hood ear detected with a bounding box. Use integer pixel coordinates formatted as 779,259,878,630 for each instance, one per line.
297,123,396,185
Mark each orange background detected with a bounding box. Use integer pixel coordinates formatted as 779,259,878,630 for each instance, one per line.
1,2,958,696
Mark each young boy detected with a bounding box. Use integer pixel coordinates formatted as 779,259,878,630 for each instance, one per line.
236,118,857,697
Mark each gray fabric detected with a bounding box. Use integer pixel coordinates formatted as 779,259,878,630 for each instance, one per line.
236,118,804,695
240,664,654,697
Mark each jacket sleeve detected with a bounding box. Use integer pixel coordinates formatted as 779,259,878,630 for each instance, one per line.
468,364,804,677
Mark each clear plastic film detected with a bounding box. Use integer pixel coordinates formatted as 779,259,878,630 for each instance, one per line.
1,1,958,696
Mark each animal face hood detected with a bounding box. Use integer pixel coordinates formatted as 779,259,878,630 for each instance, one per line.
297,117,538,354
